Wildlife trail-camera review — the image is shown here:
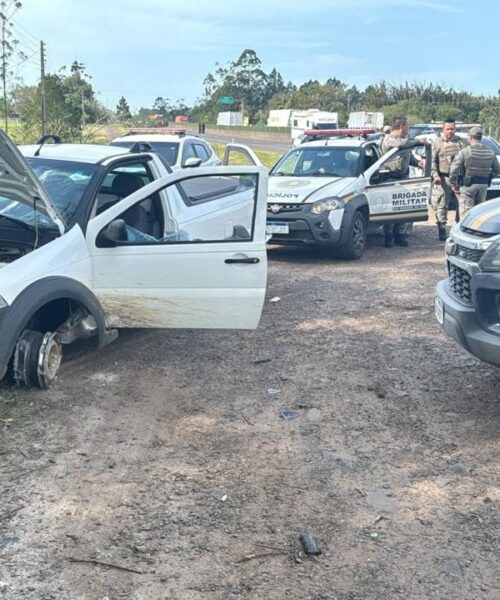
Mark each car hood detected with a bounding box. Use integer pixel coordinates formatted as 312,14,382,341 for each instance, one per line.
267,176,355,204
0,130,65,234
461,199,500,235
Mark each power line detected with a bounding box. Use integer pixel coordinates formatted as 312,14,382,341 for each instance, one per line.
11,18,38,42
11,26,39,52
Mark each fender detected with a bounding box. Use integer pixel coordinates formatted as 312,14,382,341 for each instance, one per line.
0,276,114,380
337,193,369,244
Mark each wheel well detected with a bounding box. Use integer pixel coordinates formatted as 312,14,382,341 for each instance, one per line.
357,204,369,223
26,298,83,333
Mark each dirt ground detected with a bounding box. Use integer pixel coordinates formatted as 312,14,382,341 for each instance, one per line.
0,221,498,600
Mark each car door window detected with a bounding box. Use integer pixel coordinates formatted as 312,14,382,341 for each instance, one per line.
95,162,154,215
182,143,196,163
97,173,258,246
362,146,379,171
193,143,210,162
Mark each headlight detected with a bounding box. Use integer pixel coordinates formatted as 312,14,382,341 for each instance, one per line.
0,295,8,309
479,241,500,271
445,239,455,255
310,198,345,215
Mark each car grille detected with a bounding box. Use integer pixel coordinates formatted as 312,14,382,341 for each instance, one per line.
448,262,473,304
267,203,303,213
454,244,484,262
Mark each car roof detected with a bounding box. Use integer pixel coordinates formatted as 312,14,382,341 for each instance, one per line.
19,143,135,164
111,133,200,143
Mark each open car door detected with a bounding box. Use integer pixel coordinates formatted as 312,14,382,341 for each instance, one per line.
85,165,268,329
222,143,263,167
363,145,432,224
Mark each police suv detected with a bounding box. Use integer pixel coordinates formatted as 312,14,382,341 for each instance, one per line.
435,199,500,367
265,129,431,259
0,131,267,388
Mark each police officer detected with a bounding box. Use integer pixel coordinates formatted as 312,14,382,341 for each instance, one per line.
431,118,467,240
450,126,500,216
381,116,425,247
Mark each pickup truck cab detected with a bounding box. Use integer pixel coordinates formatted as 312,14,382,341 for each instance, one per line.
0,132,267,387
263,130,431,259
435,199,500,367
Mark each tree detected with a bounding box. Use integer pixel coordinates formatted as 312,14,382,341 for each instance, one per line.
197,49,280,124
0,0,24,132
116,96,131,121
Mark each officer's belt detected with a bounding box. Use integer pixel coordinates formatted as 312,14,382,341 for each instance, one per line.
464,176,490,186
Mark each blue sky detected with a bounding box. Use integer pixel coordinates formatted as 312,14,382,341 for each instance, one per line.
12,0,500,111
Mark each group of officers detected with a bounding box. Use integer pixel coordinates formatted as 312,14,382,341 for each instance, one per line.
380,116,500,247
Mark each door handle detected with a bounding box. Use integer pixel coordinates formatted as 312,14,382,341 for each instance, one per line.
225,257,260,264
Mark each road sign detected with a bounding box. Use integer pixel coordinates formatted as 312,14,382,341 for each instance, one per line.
218,96,234,105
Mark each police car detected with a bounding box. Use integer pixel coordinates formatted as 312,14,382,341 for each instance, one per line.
435,199,500,367
265,129,432,259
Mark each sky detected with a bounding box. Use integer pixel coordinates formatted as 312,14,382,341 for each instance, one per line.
11,0,500,111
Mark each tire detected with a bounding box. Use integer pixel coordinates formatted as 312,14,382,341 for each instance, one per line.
336,210,367,260
13,330,62,389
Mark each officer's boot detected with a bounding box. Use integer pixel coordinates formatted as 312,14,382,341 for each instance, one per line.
384,232,395,248
438,224,447,241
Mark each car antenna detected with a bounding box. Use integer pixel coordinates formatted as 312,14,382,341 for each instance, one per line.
34,134,62,157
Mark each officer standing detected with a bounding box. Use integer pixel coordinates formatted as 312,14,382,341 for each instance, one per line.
381,116,425,247
450,126,500,216
431,118,467,240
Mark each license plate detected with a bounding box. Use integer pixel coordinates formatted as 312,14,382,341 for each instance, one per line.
435,296,444,325
266,221,289,235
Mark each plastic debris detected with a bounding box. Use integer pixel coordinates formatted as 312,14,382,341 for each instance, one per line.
269,297,281,303
279,410,299,420
267,388,281,396
299,533,321,556
370,532,380,540
221,494,228,502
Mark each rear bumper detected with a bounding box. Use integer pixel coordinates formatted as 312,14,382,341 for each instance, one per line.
436,279,500,367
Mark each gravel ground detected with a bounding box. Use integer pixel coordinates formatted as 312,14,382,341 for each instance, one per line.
0,221,498,600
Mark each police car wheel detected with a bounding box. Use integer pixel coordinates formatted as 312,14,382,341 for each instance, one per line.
337,211,367,260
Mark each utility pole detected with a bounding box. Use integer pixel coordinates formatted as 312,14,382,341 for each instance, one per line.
1,11,7,132
40,40,47,136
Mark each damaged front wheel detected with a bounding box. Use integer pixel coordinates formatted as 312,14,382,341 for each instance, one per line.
13,330,62,388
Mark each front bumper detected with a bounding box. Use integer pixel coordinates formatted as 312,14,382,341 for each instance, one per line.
436,278,500,367
267,204,344,246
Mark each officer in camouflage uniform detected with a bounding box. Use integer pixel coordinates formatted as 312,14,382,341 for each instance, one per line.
450,126,500,216
381,116,425,247
431,118,467,240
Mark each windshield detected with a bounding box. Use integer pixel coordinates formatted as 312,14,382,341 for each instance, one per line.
0,158,98,230
270,147,362,178
27,158,98,222
110,141,180,165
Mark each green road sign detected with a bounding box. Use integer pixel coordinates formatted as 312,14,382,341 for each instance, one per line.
218,96,234,105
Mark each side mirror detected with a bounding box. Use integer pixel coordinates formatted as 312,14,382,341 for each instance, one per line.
96,219,128,247
183,157,202,168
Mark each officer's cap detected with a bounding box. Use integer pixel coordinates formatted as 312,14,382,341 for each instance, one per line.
469,126,483,139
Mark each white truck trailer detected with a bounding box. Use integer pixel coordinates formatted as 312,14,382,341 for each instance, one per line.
290,109,338,141
348,111,384,130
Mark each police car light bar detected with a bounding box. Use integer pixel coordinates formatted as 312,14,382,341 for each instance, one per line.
304,128,378,137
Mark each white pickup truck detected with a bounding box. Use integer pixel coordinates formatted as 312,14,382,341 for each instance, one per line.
0,132,267,388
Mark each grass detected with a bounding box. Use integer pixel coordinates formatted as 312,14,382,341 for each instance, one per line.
211,142,281,170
